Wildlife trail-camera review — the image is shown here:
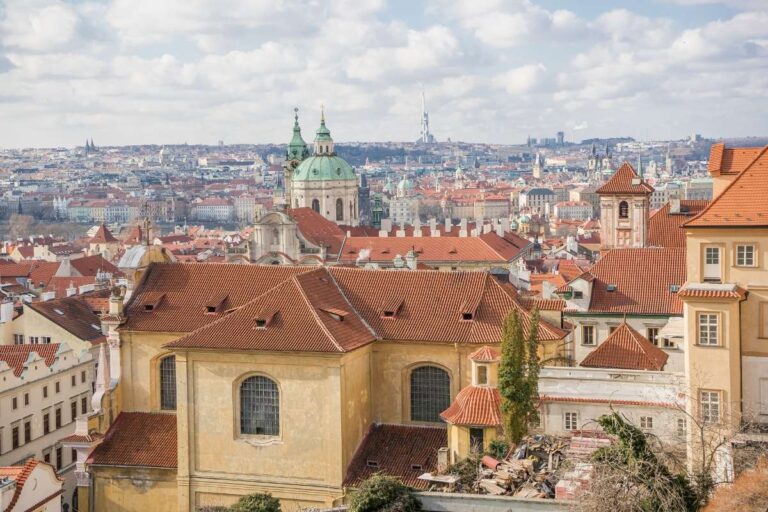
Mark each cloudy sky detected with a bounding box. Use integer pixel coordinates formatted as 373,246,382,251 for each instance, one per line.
1,0,767,147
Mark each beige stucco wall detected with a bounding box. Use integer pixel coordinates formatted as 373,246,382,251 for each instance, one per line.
3,307,97,356
119,330,185,412
340,345,373,470
92,466,177,512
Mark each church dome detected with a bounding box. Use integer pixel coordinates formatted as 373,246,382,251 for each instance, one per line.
293,155,356,181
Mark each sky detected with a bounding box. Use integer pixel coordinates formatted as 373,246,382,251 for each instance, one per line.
0,0,767,147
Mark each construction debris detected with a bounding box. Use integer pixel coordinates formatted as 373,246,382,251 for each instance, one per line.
421,434,593,499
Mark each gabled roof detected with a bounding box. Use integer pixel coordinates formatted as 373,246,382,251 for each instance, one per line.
70,255,121,277
708,142,763,176
579,321,668,371
90,224,117,243
343,423,446,490
28,297,105,343
596,162,654,195
338,236,514,264
685,145,768,228
648,200,710,248
166,268,376,353
87,412,177,468
122,264,307,332
580,248,686,315
440,386,502,426
0,344,60,377
290,207,345,255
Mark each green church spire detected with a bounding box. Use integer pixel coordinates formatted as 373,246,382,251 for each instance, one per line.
314,104,332,142
287,107,309,161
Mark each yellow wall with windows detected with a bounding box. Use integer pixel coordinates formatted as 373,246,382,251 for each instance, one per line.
118,330,185,411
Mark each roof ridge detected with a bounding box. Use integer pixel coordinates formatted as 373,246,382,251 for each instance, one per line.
685,144,768,227
291,269,345,353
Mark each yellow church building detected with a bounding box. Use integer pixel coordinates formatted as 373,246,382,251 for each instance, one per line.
70,263,565,511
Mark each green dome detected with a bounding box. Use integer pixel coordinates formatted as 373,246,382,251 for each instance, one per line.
287,110,309,161
293,155,356,182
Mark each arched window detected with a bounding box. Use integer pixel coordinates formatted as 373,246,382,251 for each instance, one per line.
240,376,279,436
336,198,344,221
272,228,280,245
619,200,629,219
410,366,450,423
311,199,320,213
159,355,176,410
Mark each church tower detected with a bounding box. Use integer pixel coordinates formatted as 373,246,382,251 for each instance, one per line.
596,162,654,250
291,108,359,226
284,108,309,209
532,152,543,179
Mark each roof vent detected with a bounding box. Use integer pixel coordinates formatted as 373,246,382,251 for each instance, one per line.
381,297,404,319
411,464,423,471
669,284,680,293
253,309,278,329
320,307,348,322
366,460,379,468
606,284,617,292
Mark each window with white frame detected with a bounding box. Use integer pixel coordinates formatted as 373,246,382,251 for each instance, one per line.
647,328,659,346
700,390,721,423
736,244,755,267
677,418,687,436
640,416,653,430
697,313,719,346
582,325,595,346
564,412,578,431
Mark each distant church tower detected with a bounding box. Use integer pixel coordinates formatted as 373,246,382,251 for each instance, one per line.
596,162,654,250
291,108,359,226
532,152,543,179
284,108,310,209
420,88,434,144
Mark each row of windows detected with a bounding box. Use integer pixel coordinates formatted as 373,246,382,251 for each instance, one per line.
561,412,688,435
2,396,89,454
703,244,758,282
5,371,87,413
158,357,453,433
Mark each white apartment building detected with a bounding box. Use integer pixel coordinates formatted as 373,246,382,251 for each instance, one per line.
553,201,593,221
191,198,234,222
0,343,94,511
388,196,419,226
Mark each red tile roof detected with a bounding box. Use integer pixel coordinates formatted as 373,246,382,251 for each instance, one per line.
468,346,501,362
686,145,768,228
648,200,710,248
0,344,60,377
678,284,747,300
708,142,763,176
28,296,105,344
343,423,446,489
290,207,346,255
440,386,502,426
596,163,654,195
579,248,686,315
122,264,307,332
167,268,376,353
90,224,118,243
338,236,515,264
0,459,45,512
579,322,668,371
70,255,122,277
88,412,177,468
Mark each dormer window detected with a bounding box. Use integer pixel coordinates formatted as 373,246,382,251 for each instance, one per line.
461,312,474,321
380,298,404,319
205,292,228,315
366,460,379,468
607,284,617,292
253,309,278,329
141,292,165,312
320,307,347,322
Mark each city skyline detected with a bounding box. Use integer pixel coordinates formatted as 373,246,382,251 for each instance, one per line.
1,0,767,148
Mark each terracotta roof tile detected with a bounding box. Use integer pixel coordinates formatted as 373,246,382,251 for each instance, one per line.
678,283,747,300
581,248,686,315
90,224,118,243
290,207,345,255
596,162,654,195
686,145,768,228
0,459,41,511
580,322,668,371
70,255,122,277
338,236,511,264
647,200,709,248
440,386,503,426
468,346,501,362
29,297,105,343
343,424,446,489
0,344,60,377
87,412,177,468
708,142,763,176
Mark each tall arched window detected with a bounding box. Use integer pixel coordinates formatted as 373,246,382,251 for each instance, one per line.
159,355,176,410
272,228,280,245
336,198,344,221
619,200,629,219
311,199,320,213
240,376,279,436
410,366,450,423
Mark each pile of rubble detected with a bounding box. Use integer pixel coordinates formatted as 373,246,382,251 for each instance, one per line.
419,433,612,500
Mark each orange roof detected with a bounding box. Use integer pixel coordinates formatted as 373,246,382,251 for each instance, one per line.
0,459,48,511
70,255,122,277
578,248,686,315
343,423,446,490
440,386,502,426
708,142,763,176
88,412,177,468
0,344,60,377
580,322,668,371
678,284,747,300
338,236,513,264
647,200,709,248
596,162,654,195
90,224,117,243
686,145,768,228
468,346,501,362
290,207,345,255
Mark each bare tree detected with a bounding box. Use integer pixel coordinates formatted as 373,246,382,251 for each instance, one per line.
8,214,34,241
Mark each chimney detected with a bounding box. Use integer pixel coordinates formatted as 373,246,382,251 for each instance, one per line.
0,301,14,324
670,197,681,214
459,218,468,238
109,285,125,316
380,218,392,233
444,218,452,233
429,218,437,232
483,223,492,234
405,249,417,270
437,447,449,474
66,282,77,297
40,291,56,302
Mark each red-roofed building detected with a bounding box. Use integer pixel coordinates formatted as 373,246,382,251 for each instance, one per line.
597,162,653,250
0,459,63,512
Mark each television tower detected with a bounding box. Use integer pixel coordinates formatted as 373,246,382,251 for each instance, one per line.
420,87,433,144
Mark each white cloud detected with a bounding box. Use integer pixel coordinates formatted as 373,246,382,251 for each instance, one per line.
1,1,79,51
494,64,546,95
